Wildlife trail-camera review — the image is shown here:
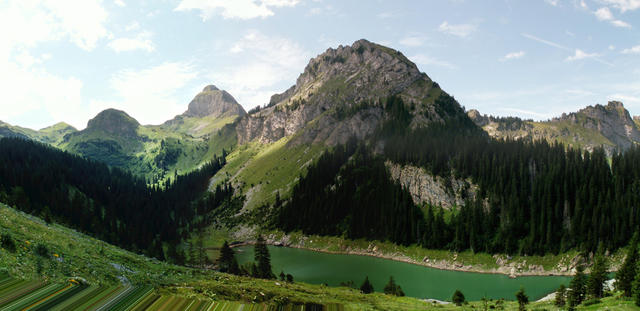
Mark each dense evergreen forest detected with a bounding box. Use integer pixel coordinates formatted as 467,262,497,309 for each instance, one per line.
276,96,640,255
277,141,425,246
0,138,233,260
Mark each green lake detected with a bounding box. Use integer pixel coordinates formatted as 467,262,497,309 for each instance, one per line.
235,246,572,301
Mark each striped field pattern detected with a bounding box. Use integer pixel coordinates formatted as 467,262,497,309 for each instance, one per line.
0,273,343,311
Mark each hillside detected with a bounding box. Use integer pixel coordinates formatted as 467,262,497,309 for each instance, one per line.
0,120,76,145
468,101,640,154
0,203,440,310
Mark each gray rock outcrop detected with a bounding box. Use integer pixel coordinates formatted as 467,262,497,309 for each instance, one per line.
184,85,246,119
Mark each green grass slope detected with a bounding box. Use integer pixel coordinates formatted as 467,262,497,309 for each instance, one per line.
0,203,441,310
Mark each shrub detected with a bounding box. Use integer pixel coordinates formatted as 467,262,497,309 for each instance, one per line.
34,243,49,257
1,233,16,252
582,298,601,306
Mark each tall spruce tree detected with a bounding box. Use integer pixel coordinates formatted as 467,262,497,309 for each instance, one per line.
254,235,274,279
617,232,639,297
587,252,609,298
568,262,587,307
555,284,566,307
218,241,239,274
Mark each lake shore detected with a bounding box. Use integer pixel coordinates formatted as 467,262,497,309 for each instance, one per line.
230,231,624,278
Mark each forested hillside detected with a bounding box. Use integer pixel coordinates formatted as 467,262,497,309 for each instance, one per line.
274,96,640,256
0,138,237,261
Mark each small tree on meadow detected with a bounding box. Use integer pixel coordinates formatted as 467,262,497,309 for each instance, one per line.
383,276,405,296
360,276,374,294
555,284,566,307
452,289,465,306
515,287,529,311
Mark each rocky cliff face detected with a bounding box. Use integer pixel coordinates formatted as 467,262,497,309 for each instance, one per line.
469,101,640,154
183,85,246,119
235,39,458,147
386,161,477,209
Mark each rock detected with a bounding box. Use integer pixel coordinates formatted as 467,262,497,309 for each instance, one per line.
235,39,465,147
386,161,478,209
183,85,246,119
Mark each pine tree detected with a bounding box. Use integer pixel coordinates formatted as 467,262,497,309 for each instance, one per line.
383,276,405,296
555,284,566,307
568,262,587,307
254,235,274,279
587,252,609,298
633,271,640,307
360,276,374,294
217,241,239,274
617,232,639,297
515,287,529,311
452,290,465,306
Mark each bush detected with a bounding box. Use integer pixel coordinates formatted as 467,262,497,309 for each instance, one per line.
1,233,16,252
34,243,49,257
582,298,601,306
452,289,465,306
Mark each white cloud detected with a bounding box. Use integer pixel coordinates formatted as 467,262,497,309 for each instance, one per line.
210,31,310,109
399,35,427,47
438,21,477,38
595,7,614,19
611,19,632,27
500,51,525,61
114,0,126,7
0,0,109,54
601,0,640,12
608,94,640,103
410,54,456,69
91,62,198,126
174,0,299,20
545,0,560,6
108,31,155,53
566,49,599,61
609,44,616,50
621,45,640,54
594,7,632,27
0,0,110,129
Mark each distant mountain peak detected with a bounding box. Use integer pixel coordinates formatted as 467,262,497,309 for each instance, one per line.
184,85,246,118
86,108,140,137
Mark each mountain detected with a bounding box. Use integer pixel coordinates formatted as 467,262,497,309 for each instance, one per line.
236,39,460,147
0,120,77,144
59,94,243,180
215,39,469,209
468,101,640,154
161,85,246,137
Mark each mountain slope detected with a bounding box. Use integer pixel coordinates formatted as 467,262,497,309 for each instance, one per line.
468,101,640,154
0,120,76,145
214,39,470,209
161,85,246,137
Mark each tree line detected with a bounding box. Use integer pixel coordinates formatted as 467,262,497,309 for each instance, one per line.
0,137,233,261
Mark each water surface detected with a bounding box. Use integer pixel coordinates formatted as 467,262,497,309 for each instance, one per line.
235,245,571,301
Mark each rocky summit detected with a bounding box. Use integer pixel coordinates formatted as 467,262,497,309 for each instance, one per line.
235,39,463,146
469,101,640,154
184,85,246,119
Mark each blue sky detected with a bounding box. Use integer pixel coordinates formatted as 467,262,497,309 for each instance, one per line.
1,0,640,130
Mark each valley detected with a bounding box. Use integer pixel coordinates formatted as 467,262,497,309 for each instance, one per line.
2,37,640,310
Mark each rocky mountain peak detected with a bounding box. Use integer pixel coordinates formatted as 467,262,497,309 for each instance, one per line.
238,39,453,146
184,85,246,118
86,108,140,137
202,85,219,92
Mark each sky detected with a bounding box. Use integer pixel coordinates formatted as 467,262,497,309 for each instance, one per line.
1,0,640,130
